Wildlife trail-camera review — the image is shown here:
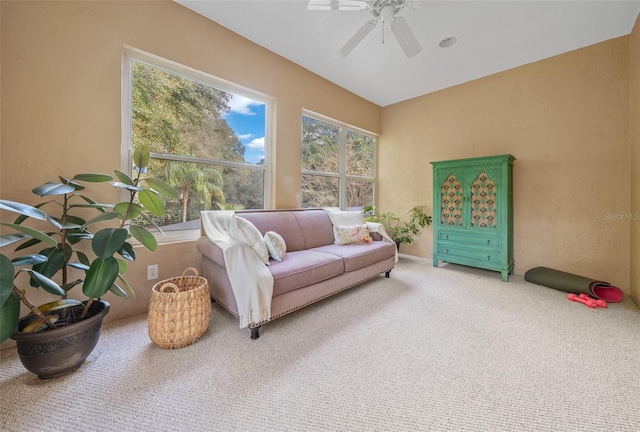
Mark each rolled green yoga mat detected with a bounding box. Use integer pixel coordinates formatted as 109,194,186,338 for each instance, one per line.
524,266,623,303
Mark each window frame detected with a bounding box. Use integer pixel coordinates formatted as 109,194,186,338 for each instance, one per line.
121,46,273,243
301,109,377,210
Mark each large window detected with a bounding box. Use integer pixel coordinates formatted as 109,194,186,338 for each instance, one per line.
122,48,271,238
301,113,376,209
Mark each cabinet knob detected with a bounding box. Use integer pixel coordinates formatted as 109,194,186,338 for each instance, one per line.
446,249,449,254
487,255,490,260
487,239,490,245
446,235,449,240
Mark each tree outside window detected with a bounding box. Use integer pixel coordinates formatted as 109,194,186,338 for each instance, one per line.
125,52,270,233
301,114,375,209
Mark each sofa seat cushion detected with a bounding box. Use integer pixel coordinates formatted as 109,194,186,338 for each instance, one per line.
311,241,396,272
268,250,344,296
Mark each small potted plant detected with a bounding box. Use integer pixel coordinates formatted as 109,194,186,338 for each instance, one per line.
0,146,177,379
363,205,432,250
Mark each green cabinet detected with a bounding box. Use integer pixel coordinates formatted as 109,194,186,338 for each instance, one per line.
431,154,515,281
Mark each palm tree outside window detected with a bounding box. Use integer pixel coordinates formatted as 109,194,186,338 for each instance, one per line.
122,48,272,239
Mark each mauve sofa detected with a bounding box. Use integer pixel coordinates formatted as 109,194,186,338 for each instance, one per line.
196,208,396,339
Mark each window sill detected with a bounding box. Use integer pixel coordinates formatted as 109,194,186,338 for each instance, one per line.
130,228,201,248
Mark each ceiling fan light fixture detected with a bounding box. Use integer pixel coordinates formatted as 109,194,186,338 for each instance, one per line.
380,5,395,22
438,36,457,48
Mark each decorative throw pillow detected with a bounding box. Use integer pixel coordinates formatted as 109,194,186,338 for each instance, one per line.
334,224,373,245
327,210,365,227
327,210,366,244
230,215,270,265
264,231,286,262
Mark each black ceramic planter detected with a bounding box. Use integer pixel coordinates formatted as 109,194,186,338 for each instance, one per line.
10,300,110,379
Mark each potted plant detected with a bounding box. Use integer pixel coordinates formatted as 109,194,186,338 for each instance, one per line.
0,146,177,379
363,205,432,250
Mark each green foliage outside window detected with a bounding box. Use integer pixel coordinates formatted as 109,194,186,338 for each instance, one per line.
301,115,375,209
130,60,264,228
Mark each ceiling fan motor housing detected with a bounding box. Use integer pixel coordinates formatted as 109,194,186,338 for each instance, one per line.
370,0,411,18
310,0,421,58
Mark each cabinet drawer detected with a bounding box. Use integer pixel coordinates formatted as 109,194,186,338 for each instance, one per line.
438,231,501,248
437,244,499,263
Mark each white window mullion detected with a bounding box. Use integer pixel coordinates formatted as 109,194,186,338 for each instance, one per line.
338,126,347,210
121,54,134,204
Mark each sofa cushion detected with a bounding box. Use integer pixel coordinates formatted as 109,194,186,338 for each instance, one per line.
333,224,373,245
264,231,286,262
327,209,365,226
268,250,344,296
237,211,306,252
292,210,334,249
230,215,270,265
311,241,396,272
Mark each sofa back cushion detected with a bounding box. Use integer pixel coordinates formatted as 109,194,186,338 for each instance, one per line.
237,209,334,252
292,210,334,249
238,211,305,252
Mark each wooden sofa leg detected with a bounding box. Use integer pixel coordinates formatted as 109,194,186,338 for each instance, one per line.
385,270,391,278
250,326,261,340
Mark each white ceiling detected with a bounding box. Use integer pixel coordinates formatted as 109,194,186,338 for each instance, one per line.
175,0,640,107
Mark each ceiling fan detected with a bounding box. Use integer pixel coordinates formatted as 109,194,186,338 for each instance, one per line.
308,0,422,59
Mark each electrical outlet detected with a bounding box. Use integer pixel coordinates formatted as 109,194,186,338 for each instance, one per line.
147,264,158,280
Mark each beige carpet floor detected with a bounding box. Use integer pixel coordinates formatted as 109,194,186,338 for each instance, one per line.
1,255,640,431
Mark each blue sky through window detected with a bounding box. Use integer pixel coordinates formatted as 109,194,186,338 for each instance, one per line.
223,95,266,165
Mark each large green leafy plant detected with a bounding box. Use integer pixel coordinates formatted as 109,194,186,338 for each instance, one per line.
0,146,177,342
363,205,432,246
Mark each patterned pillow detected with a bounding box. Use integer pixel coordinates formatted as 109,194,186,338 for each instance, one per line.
230,215,270,265
334,224,373,245
264,231,286,262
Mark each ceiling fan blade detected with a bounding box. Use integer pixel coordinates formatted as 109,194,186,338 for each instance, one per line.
337,19,377,58
308,0,370,11
390,16,422,58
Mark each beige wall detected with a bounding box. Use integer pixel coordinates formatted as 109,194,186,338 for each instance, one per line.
379,37,631,292
631,13,640,305
1,0,638,353
0,1,380,348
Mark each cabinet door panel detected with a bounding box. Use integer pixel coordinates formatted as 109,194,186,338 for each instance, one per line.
440,173,463,226
470,171,497,229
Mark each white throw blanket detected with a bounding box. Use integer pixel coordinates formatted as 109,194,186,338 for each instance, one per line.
366,222,398,262
200,211,273,328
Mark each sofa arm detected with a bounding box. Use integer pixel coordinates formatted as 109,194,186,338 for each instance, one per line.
196,236,227,268
196,235,265,269
366,222,393,243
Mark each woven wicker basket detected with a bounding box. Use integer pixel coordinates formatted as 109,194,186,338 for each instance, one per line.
148,267,211,349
